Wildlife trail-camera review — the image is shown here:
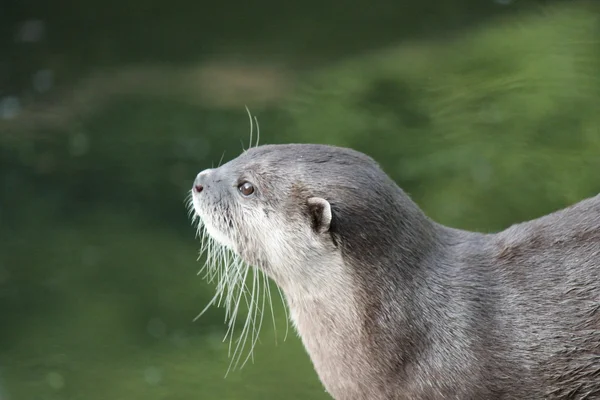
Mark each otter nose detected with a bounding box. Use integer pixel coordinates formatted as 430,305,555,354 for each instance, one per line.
193,169,212,193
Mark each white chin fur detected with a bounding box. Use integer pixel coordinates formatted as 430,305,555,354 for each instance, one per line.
204,221,235,250
193,198,235,250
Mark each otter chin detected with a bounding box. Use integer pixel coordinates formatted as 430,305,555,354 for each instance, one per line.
189,143,600,400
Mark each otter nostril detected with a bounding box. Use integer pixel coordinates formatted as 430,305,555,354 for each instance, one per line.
194,169,212,193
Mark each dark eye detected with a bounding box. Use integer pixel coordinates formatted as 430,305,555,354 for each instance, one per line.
238,181,255,197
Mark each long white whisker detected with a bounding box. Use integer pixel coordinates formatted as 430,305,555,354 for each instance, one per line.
253,115,260,148
264,270,278,345
217,151,226,167
193,292,218,321
225,262,252,376
233,264,260,370
276,284,290,341
241,266,266,368
245,105,253,152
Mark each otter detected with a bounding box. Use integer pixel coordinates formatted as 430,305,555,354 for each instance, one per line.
189,143,600,400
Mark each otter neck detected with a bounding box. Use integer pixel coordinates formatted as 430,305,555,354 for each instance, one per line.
283,197,446,399
281,250,373,399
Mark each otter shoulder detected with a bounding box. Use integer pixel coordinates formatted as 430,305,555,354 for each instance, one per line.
490,193,600,270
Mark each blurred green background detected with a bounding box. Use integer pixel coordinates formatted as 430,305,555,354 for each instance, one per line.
1,0,599,399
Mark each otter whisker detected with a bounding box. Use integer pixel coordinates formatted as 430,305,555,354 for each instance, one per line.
274,283,290,342
223,283,241,341
186,193,199,225
221,270,236,319
263,268,279,345
224,257,248,326
241,266,267,368
244,266,262,363
229,264,259,373
193,290,219,322
202,238,219,282
222,255,246,315
232,276,254,369
224,286,242,357
217,151,226,168
215,248,232,308
244,105,253,152
223,268,250,332
197,228,210,262
229,267,249,319
253,115,260,148
185,194,193,213
225,260,251,371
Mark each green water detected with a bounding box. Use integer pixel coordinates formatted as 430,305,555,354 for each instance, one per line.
1,0,599,399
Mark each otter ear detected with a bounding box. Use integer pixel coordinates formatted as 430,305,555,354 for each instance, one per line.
307,197,332,234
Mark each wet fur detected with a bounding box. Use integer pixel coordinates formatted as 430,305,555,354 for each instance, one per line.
191,143,600,400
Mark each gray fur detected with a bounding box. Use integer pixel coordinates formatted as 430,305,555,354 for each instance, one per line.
191,143,600,400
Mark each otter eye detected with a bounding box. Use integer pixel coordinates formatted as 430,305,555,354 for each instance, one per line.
238,181,255,197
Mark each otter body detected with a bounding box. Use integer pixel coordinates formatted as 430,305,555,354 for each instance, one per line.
190,144,600,400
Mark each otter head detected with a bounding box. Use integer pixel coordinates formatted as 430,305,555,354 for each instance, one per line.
190,144,349,288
